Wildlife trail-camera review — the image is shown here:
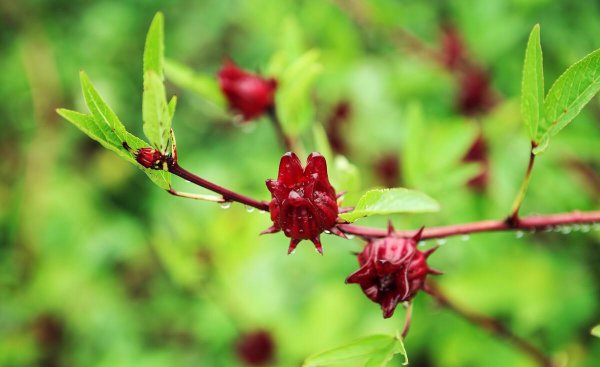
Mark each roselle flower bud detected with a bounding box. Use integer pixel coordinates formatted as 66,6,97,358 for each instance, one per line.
235,330,275,366
264,152,339,254
457,68,495,115
218,60,278,121
135,147,165,169
346,226,441,318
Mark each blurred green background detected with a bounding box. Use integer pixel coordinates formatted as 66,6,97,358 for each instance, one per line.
1,0,600,366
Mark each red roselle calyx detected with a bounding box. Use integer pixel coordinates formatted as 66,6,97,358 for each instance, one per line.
218,60,278,121
346,225,441,318
235,330,275,366
264,152,339,254
135,147,166,169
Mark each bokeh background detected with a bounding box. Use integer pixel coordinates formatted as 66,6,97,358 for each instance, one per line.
1,0,600,366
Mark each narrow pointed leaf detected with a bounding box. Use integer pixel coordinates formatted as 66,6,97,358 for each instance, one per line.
58,108,171,190
521,24,544,141
535,47,600,154
143,12,164,78
79,71,128,144
143,70,171,151
339,188,440,223
142,12,171,152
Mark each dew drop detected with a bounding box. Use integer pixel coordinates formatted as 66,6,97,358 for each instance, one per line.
346,234,356,240
515,230,524,239
593,223,600,231
461,234,470,241
561,226,572,234
544,226,553,232
324,230,331,234
418,241,426,247
581,224,591,233
245,206,255,213
436,239,447,246
220,202,231,209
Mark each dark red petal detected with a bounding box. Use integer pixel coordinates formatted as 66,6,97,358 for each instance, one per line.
381,293,402,318
328,226,347,239
278,152,304,186
266,179,288,202
260,226,280,235
304,152,331,185
362,284,380,302
311,237,323,255
346,264,372,284
288,238,301,255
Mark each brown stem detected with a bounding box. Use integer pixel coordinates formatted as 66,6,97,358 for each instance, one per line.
425,283,556,367
266,106,294,152
508,144,537,225
338,210,600,240
167,160,270,212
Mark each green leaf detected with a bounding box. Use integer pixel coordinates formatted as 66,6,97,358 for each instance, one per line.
592,324,600,338
79,71,129,144
274,49,322,137
142,12,172,152
143,12,164,78
164,59,226,108
339,188,440,223
143,71,171,151
535,47,600,154
521,24,544,141
71,71,171,190
303,335,406,367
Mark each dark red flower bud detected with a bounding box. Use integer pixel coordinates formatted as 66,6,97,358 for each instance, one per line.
439,25,465,71
264,152,339,254
346,225,441,318
463,133,489,191
135,147,165,169
235,330,275,366
218,60,278,121
457,68,495,116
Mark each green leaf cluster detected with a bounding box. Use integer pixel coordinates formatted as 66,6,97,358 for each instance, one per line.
521,24,600,154
57,12,175,189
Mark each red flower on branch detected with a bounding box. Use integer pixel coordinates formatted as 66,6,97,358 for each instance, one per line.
346,225,441,318
264,152,339,254
218,60,278,121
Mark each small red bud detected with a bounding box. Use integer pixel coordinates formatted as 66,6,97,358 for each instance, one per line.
235,330,275,366
135,147,164,169
218,60,277,121
265,152,338,254
346,227,441,318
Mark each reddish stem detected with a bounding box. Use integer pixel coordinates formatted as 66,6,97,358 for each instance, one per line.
425,283,556,367
266,106,294,152
168,160,270,212
338,210,600,240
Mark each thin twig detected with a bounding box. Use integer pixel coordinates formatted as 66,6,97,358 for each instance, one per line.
167,160,270,212
338,210,600,240
266,106,294,152
167,188,225,203
425,283,556,367
508,143,537,225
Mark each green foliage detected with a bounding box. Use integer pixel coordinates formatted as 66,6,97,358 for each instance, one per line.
142,12,173,153
521,24,544,141
164,59,226,109
58,72,171,189
4,2,600,367
592,325,600,338
534,47,600,154
303,334,407,367
339,188,440,223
